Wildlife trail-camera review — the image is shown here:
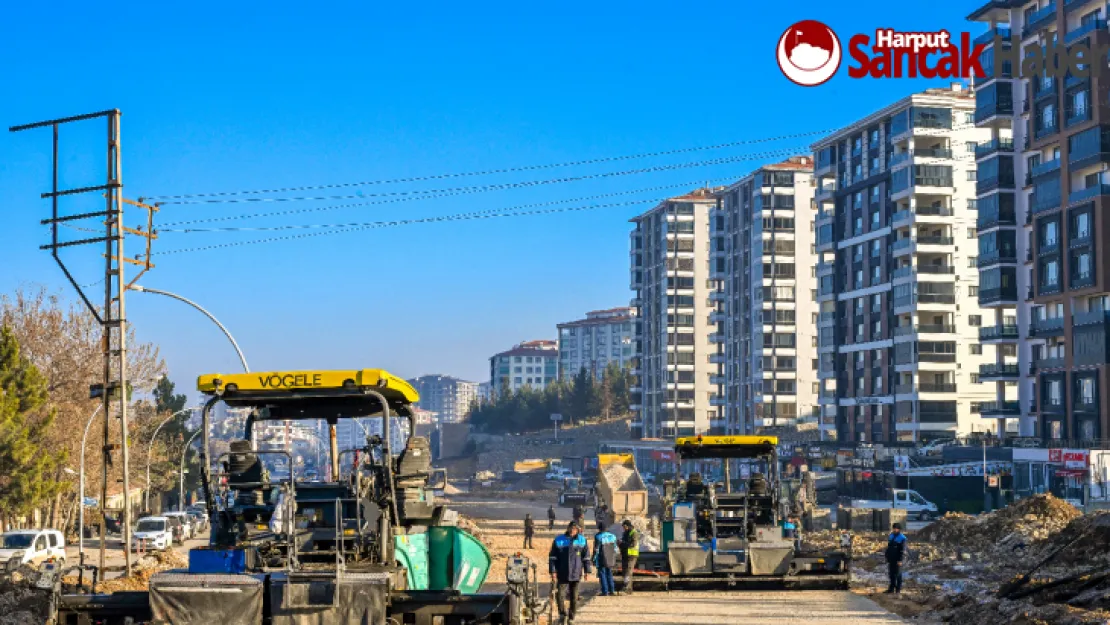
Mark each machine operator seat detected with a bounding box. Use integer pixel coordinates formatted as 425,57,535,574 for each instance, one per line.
227,440,268,507
685,473,707,498
748,472,769,496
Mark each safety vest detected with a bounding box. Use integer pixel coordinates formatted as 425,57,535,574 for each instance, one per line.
623,529,640,557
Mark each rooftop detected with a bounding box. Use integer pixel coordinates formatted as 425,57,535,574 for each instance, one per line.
492,340,558,359
811,83,974,149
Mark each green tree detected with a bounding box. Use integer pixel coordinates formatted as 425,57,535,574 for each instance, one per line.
0,325,65,526
153,375,187,414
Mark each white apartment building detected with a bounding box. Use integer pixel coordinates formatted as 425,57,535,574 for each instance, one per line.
489,340,559,395
557,307,636,379
629,188,718,439
812,84,998,443
711,157,819,434
407,374,479,423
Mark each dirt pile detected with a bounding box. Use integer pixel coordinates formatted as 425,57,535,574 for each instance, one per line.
919,494,1079,554
0,573,49,625
94,549,188,592
600,464,637,490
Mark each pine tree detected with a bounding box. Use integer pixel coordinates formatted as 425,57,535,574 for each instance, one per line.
0,325,65,522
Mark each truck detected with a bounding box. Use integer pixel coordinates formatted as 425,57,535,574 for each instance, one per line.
851,488,938,520
596,454,648,520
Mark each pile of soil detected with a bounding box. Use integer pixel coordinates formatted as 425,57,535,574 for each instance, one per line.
0,571,49,625
918,494,1079,555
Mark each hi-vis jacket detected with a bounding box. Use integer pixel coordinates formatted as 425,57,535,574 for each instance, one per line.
593,531,619,569
549,533,591,582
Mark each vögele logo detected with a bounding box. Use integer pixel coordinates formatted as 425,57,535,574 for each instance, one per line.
777,20,842,87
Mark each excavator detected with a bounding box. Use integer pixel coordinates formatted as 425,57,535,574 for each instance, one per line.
629,435,852,589
50,369,548,625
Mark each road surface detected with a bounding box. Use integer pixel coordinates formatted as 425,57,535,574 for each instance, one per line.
65,536,206,578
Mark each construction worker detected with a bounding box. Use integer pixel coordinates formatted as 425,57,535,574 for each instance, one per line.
523,513,535,549
594,503,610,532
618,519,639,595
572,503,585,527
548,504,557,530
592,524,619,596
549,521,590,625
884,523,907,594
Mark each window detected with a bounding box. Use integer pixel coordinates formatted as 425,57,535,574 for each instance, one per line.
969,285,979,296
966,141,978,154
970,344,983,355
970,374,980,383
969,315,982,327
967,169,977,181
1047,379,1062,406
964,112,974,124
968,256,978,267
871,239,882,256
968,227,977,239
1074,211,1091,240
514,377,522,384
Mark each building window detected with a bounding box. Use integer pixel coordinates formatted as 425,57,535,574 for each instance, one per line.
968,227,977,239
968,256,978,268
970,374,980,383
966,141,978,154
970,344,982,355
969,285,979,296
969,315,982,326
967,170,977,181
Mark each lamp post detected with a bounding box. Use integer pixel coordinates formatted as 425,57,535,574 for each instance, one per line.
144,407,197,512
128,285,249,373
78,404,104,566
180,430,203,510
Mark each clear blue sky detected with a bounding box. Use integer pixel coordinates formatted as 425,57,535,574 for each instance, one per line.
0,1,985,398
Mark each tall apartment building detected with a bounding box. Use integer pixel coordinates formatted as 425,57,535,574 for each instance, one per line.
711,157,819,435
812,84,997,443
629,188,717,439
489,340,558,395
407,374,479,423
557,307,636,378
970,0,1110,446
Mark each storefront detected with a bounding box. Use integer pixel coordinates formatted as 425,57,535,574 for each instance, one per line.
1013,448,1110,506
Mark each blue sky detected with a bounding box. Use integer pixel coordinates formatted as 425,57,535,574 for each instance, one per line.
0,1,986,398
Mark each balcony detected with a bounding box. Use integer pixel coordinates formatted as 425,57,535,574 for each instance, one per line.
979,287,1019,306
978,174,1016,194
918,382,957,393
977,249,1018,267
1035,356,1066,370
1068,184,1110,206
979,324,1020,341
1030,316,1065,337
1030,158,1061,179
976,137,1014,160
1065,18,1106,44
917,235,954,246
894,324,955,337
817,261,834,277
1068,130,1110,168
976,98,1015,124
981,401,1022,417
915,147,953,159
1074,309,1110,327
1022,3,1056,37
892,238,914,254
974,25,1012,46
1066,0,1096,11
889,152,910,169
1032,191,1062,214
1072,271,1095,289
980,363,1020,379
1066,105,1091,128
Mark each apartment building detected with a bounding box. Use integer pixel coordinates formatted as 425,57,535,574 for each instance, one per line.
629,188,718,438
710,157,819,435
811,84,997,443
970,0,1110,446
557,307,636,378
489,340,559,395
407,374,479,423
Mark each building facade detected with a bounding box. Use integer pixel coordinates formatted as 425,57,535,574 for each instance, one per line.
812,84,997,443
711,157,819,435
489,340,559,395
407,374,479,423
970,0,1110,446
557,307,636,379
629,188,718,438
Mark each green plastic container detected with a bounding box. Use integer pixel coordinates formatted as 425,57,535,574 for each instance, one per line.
427,527,492,594
394,533,430,590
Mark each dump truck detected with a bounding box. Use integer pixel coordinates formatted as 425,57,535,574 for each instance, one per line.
51,369,547,625
596,454,648,520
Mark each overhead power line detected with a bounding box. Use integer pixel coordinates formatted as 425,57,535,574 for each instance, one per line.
157,146,807,227
157,199,655,256
145,128,841,202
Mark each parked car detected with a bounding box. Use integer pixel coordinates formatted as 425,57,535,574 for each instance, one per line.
186,509,208,533
0,529,66,571
165,515,186,545
163,512,194,540
852,488,939,521
131,516,173,552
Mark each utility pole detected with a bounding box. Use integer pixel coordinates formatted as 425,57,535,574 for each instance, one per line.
10,110,156,577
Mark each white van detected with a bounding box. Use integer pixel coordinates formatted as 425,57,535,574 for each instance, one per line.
132,516,173,551
0,529,66,571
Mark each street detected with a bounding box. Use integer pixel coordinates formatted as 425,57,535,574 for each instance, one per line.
65,536,205,579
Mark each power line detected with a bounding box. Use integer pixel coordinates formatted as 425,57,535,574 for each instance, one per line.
158,175,744,233
145,129,842,202
157,146,806,227
159,147,811,206
157,199,654,256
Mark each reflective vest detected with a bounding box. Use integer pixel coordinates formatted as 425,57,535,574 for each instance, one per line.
622,528,640,557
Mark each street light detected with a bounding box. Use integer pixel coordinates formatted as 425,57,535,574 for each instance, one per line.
128,285,250,373
144,407,198,511
78,404,104,566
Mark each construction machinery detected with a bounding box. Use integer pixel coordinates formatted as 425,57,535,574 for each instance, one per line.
630,435,851,589
51,369,546,625
557,477,590,508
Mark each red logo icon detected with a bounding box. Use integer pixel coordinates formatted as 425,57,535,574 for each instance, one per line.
777,20,842,87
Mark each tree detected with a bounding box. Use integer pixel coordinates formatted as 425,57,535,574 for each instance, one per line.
153,376,187,415
0,325,66,527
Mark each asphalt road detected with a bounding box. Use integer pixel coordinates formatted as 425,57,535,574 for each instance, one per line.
65,536,206,578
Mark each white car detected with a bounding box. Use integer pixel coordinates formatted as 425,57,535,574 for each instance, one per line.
0,529,66,571
546,468,573,481
163,512,194,539
132,516,173,551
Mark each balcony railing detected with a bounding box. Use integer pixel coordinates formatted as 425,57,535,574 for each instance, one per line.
1066,105,1091,128
1068,184,1110,206
1035,122,1059,140
1031,316,1065,336
892,238,914,253
1032,191,1062,214
979,324,1020,341
981,401,1022,416
1074,309,1110,326
917,235,954,246
915,147,953,159
1030,158,1061,179
1023,3,1056,37
976,99,1015,123
1035,356,1066,370
974,25,1012,47
918,264,955,274
980,363,1020,378
1065,18,1106,44
979,287,1019,305
977,250,1018,266
918,382,958,393
916,205,953,217
975,137,1015,159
